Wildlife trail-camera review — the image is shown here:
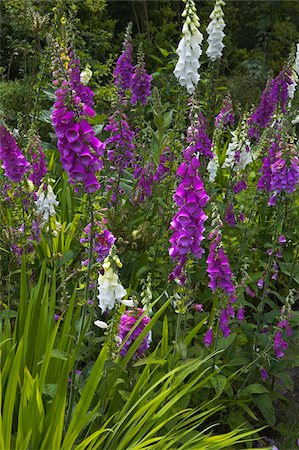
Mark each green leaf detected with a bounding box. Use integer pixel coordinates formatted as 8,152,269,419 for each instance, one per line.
279,262,299,284
211,374,227,396
0,310,17,320
240,383,269,396
254,394,276,426
276,372,294,392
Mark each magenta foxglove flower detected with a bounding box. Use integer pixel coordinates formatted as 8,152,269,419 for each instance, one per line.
131,49,152,105
225,203,236,227
260,368,269,381
169,117,209,284
278,319,292,337
154,147,171,182
278,234,286,244
28,137,47,187
203,327,213,347
52,51,104,193
248,67,293,141
80,222,116,264
233,179,247,194
257,278,264,289
114,23,134,99
206,233,235,299
118,308,150,358
133,163,154,203
0,124,30,182
257,138,299,201
104,111,135,202
273,330,288,358
237,307,245,320
215,96,234,128
193,303,204,312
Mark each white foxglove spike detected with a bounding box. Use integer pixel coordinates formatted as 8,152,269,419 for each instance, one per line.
97,262,127,313
35,182,59,225
206,0,226,62
174,0,203,95
288,43,299,100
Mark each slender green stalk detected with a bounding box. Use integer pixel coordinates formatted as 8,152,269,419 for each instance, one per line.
65,194,94,429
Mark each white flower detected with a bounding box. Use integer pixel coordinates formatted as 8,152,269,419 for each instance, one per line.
121,299,135,307
174,0,203,94
97,265,126,313
222,131,256,171
35,183,59,225
94,320,108,329
207,153,219,182
288,42,299,100
292,115,299,125
80,65,92,85
206,0,226,62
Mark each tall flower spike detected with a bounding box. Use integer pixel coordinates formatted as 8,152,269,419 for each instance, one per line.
131,46,152,105
248,67,293,141
35,182,59,226
52,48,105,193
114,22,134,99
169,113,209,284
288,43,299,100
0,124,30,182
28,136,47,188
206,0,226,62
174,0,203,95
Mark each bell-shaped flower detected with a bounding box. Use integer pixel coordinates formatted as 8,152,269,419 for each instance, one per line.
174,0,203,94
206,0,226,62
97,264,127,313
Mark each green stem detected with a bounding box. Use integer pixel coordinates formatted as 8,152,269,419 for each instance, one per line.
65,194,94,429
171,312,182,368
256,206,282,333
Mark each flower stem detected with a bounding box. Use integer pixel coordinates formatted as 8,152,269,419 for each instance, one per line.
65,193,94,428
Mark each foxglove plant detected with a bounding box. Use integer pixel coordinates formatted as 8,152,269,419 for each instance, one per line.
133,163,155,203
133,146,172,203
206,231,236,300
288,43,299,100
80,221,116,265
204,221,237,341
248,67,293,141
257,138,299,205
131,47,152,105
28,136,47,188
51,47,104,193
114,22,134,100
97,256,127,314
169,115,209,284
117,308,151,358
173,0,203,95
222,130,254,171
215,95,234,128
206,0,226,62
104,110,135,202
153,146,171,182
0,124,30,182
35,182,59,227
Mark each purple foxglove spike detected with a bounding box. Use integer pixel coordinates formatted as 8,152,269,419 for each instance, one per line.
0,125,30,182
